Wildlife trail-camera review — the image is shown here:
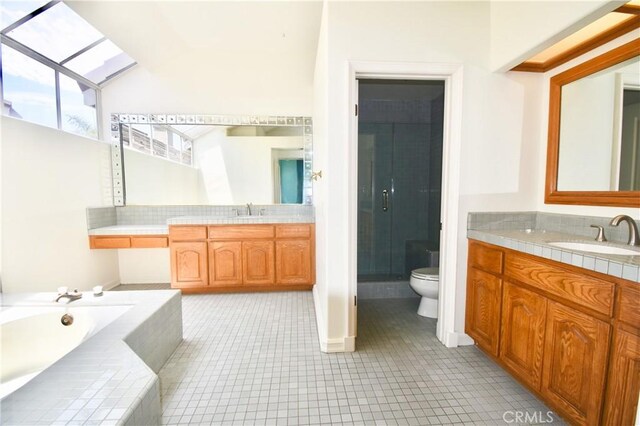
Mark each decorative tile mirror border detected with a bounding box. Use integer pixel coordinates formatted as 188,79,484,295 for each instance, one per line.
109,113,313,207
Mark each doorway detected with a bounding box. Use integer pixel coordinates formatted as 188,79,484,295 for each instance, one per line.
357,80,445,283
347,61,464,349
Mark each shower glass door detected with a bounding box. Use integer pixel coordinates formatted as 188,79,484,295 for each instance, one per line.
356,79,445,282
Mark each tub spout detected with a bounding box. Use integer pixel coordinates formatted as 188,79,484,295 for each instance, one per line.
55,289,83,303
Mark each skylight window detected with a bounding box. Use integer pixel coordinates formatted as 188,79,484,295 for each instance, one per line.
1,0,137,138
6,2,103,62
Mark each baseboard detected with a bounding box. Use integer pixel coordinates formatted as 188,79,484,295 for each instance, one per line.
103,280,120,291
447,331,475,346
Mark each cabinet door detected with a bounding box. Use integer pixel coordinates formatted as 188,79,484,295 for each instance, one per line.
603,327,640,426
542,301,611,425
465,267,502,356
242,241,275,285
276,240,311,284
209,241,242,286
500,282,547,391
171,241,208,288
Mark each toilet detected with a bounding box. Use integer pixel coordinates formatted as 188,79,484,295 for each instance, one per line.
409,267,439,318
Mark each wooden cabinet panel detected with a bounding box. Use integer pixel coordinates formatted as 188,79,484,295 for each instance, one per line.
209,242,243,286
469,241,504,275
170,226,207,241
275,225,311,239
171,241,208,288
618,284,640,327
276,240,312,284
209,225,274,240
500,282,547,391
465,267,502,356
131,236,168,248
242,241,275,285
603,327,640,426
542,301,611,425
91,236,131,249
505,253,614,316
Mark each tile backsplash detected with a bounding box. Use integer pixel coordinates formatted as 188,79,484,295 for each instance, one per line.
468,211,640,245
87,205,314,229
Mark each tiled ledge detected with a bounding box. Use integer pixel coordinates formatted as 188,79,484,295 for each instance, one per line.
0,290,182,425
468,229,640,283
88,224,169,235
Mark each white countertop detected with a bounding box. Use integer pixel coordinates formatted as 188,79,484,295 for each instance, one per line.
166,215,315,225
88,224,169,235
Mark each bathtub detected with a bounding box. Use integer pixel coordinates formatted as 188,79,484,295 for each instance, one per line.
0,304,131,399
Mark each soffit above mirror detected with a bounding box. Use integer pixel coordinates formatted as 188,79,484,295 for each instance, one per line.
512,1,640,73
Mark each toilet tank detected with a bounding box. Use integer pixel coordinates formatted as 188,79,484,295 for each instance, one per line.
405,240,439,276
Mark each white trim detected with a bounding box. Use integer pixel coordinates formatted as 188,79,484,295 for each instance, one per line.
449,332,475,347
347,61,464,348
312,285,328,352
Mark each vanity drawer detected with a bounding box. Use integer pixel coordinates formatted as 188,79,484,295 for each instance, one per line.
131,236,168,248
170,226,207,241
617,284,640,327
208,225,274,240
276,224,311,239
468,241,504,275
505,253,614,316
91,236,131,249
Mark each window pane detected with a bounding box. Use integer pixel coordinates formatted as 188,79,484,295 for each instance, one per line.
7,2,103,62
59,73,97,138
65,40,135,84
1,0,49,31
131,124,151,153
121,124,130,146
1,44,56,128
152,126,168,158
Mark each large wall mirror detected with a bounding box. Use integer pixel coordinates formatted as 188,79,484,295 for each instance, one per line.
546,38,640,207
109,114,313,206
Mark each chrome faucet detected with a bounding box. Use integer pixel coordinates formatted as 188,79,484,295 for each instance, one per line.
246,203,253,216
610,215,640,246
55,289,83,303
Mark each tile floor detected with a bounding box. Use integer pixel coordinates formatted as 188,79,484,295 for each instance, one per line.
111,286,561,426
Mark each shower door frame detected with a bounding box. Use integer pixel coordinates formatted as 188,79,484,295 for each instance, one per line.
347,61,465,348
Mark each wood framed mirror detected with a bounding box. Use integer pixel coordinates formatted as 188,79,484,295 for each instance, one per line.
545,38,640,207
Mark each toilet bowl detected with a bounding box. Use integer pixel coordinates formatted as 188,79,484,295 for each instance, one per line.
409,267,439,318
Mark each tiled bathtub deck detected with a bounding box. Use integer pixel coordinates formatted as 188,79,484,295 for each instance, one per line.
157,293,558,425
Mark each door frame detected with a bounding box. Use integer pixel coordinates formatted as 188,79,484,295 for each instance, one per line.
347,61,464,347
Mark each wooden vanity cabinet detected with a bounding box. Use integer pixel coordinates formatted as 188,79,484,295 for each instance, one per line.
465,241,504,356
170,241,208,288
169,224,314,291
466,239,639,426
208,241,243,286
499,281,546,391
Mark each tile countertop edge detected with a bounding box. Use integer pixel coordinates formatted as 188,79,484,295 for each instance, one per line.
166,215,316,225
468,229,640,284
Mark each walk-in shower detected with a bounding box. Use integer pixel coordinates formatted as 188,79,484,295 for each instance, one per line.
357,79,445,283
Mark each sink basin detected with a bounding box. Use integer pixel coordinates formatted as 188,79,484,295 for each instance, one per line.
548,241,640,256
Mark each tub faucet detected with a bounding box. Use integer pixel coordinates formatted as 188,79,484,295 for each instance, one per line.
55,289,83,303
609,215,640,246
246,203,253,216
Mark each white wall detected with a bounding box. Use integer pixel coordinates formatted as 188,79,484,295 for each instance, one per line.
100,50,314,140
535,30,640,219
489,0,623,71
1,118,120,293
194,128,303,205
118,249,170,284
313,1,543,345
124,148,204,205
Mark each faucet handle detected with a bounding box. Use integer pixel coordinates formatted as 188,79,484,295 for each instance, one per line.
590,225,607,242
231,208,239,217
259,209,266,216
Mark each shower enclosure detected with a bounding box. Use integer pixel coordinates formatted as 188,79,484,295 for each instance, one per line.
357,80,445,282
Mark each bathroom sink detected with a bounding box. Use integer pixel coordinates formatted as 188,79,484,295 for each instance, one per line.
548,241,640,256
